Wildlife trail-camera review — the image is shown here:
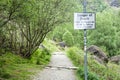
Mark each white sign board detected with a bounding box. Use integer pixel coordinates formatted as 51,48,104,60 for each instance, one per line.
74,13,95,29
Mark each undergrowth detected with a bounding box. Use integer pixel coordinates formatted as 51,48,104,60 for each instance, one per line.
0,38,58,80
30,48,51,65
0,48,51,80
66,47,120,80
43,38,60,52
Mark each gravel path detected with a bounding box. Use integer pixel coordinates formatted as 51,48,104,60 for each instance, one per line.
32,52,77,80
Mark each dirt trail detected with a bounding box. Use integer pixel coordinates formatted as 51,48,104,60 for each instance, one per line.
32,52,77,80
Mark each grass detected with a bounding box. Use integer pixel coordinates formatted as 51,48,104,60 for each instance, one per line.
1,64,41,80
66,47,120,80
0,38,57,80
42,38,60,52
0,48,51,80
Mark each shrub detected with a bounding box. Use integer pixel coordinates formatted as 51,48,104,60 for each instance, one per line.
67,47,120,80
77,66,99,80
88,9,120,57
30,48,51,65
52,26,66,42
62,30,74,47
42,38,59,52
66,47,84,66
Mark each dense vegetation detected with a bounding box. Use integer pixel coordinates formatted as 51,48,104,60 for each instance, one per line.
48,0,120,79
0,0,74,78
0,39,56,80
0,0,75,79
0,0,120,80
66,47,120,80
52,1,120,57
0,0,75,58
0,48,51,80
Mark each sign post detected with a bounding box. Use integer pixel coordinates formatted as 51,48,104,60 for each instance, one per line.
74,0,95,80
74,13,95,30
83,1,87,80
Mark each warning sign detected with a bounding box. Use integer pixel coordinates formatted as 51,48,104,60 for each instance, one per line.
74,13,95,29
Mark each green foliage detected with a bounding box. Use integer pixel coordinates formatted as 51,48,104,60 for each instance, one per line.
50,2,120,57
77,66,99,80
42,38,59,52
66,47,84,66
0,52,29,79
0,57,11,79
0,52,28,65
51,22,83,47
0,47,51,79
88,9,120,57
66,47,120,80
62,30,74,47
0,0,76,58
52,25,66,41
30,48,51,65
87,0,107,12
72,30,83,48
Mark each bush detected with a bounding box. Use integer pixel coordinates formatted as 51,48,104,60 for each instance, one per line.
66,47,84,66
88,9,120,57
52,26,66,42
67,47,120,80
30,48,51,65
63,30,74,47
77,66,99,80
0,43,52,80
67,47,99,80
42,38,59,52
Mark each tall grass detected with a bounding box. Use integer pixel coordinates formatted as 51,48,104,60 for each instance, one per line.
30,48,51,65
66,47,120,80
0,48,51,80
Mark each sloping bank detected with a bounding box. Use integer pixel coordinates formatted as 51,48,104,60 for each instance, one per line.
66,47,120,80
0,48,51,80
0,39,58,80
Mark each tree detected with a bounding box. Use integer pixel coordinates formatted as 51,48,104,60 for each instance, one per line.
0,0,26,54
0,0,25,27
0,0,76,58
88,9,120,57
86,0,107,12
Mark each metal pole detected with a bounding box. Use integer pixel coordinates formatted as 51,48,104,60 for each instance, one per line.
84,29,87,80
83,0,88,80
